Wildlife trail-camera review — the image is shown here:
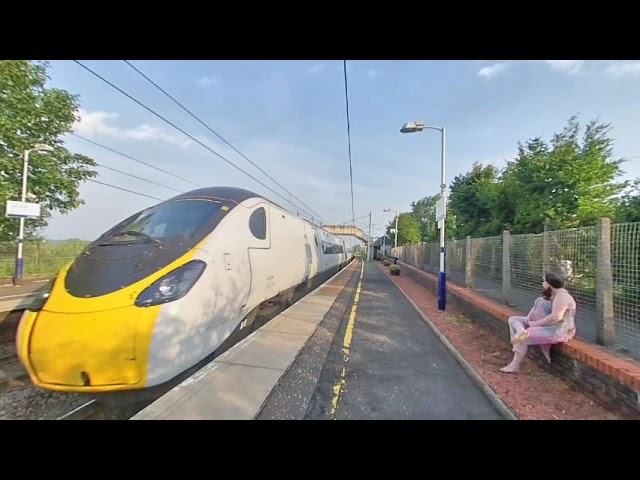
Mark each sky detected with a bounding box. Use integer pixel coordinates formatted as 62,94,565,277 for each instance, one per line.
40,59,640,244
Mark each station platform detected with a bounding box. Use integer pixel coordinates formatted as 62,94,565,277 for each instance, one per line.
132,258,506,420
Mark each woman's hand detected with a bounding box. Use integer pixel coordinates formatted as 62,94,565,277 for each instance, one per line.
530,294,571,327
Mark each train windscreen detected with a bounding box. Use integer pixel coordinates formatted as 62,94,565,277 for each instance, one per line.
100,199,224,244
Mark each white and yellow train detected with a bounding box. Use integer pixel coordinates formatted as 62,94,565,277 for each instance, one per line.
16,186,354,394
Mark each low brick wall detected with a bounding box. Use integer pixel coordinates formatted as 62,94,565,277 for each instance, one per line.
397,260,640,418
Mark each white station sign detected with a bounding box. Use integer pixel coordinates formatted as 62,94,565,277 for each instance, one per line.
5,200,41,219
435,197,446,222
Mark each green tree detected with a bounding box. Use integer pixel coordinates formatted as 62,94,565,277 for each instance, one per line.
615,178,640,223
499,115,627,233
386,212,421,246
410,194,457,242
410,195,438,240
0,60,97,241
448,162,501,238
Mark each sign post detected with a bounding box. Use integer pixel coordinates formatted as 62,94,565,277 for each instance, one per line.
7,200,42,285
11,143,53,285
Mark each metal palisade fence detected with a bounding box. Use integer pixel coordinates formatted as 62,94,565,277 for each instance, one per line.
392,219,640,362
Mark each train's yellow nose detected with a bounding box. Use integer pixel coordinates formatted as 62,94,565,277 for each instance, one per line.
21,306,146,391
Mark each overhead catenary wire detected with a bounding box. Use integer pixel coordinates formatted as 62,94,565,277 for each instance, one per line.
94,162,184,194
87,178,166,202
343,60,356,228
336,213,370,226
122,60,325,222
71,133,203,189
72,60,321,222
75,135,332,228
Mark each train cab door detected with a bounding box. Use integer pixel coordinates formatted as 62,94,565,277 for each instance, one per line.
303,226,313,284
338,238,346,268
244,203,272,310
313,227,326,272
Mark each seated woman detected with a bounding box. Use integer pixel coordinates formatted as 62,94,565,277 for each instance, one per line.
508,287,553,362
500,272,577,374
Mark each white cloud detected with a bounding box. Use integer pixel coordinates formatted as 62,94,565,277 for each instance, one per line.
72,108,192,148
542,60,640,78
544,60,583,75
478,62,508,78
307,63,326,73
196,74,221,87
605,61,640,78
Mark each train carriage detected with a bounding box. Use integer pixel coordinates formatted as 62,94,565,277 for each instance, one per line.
16,186,354,394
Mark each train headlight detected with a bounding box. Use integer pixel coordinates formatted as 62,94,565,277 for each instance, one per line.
135,260,206,307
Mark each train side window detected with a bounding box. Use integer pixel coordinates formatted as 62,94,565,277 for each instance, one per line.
249,207,266,239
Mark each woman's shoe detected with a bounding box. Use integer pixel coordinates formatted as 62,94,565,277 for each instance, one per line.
512,331,530,346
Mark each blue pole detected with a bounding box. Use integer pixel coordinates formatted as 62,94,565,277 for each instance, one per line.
438,254,446,310
438,127,447,311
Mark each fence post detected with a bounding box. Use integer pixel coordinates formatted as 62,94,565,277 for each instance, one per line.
542,218,551,275
596,218,615,346
35,240,40,274
491,246,496,278
465,236,473,287
502,230,512,305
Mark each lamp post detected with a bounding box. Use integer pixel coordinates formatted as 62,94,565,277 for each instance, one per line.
366,212,372,261
383,208,398,250
400,120,447,311
13,143,54,286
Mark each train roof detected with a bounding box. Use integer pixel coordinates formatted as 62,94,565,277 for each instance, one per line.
169,186,264,204
169,186,295,218
168,186,343,239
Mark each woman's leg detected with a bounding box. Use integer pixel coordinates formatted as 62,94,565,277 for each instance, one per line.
500,342,528,373
508,316,528,335
501,326,559,373
540,344,552,363
508,316,528,342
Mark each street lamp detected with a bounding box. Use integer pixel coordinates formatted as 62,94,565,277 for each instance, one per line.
13,143,54,285
401,120,447,311
383,208,398,250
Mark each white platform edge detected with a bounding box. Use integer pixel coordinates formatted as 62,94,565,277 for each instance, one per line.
131,262,359,420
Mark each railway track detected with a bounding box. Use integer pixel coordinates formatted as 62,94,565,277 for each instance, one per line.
0,308,26,397
0,349,16,364
0,308,24,389
57,400,106,420
0,309,24,345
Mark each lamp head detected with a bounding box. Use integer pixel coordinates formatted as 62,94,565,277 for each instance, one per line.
400,121,425,133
